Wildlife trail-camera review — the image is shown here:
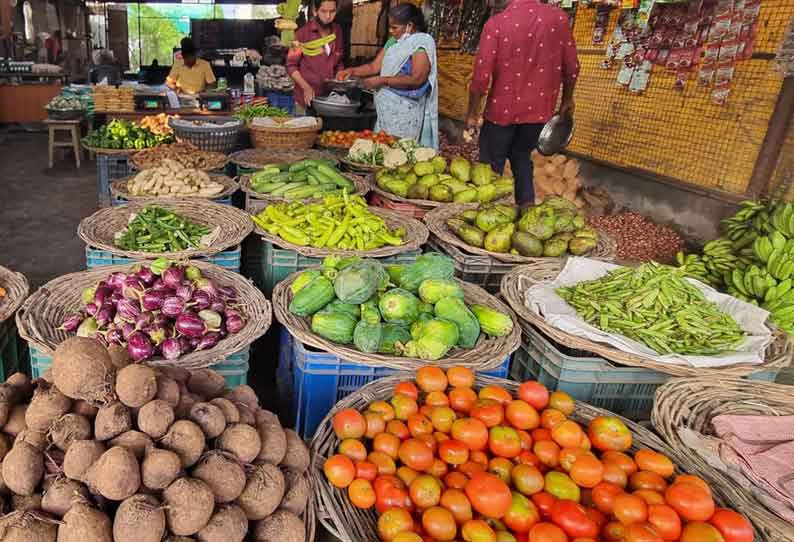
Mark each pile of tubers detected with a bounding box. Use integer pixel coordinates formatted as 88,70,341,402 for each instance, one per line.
531,151,585,208
0,337,310,542
128,159,225,198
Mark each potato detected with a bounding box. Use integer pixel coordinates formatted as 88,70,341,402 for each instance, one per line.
0,510,57,541
137,400,175,439
85,446,141,501
14,429,46,452
73,400,98,418
3,404,27,436
280,429,309,473
109,430,153,459
252,510,305,542
209,398,239,424
41,476,89,517
141,448,181,491
217,423,261,463
25,382,71,432
51,337,115,404
50,413,92,452
58,502,113,542
236,463,284,520
63,440,106,482
163,477,215,536
193,451,246,503
116,365,157,408
113,494,166,542
94,402,132,441
189,403,226,439
256,411,286,465
196,504,247,542
280,469,311,515
187,370,225,400
155,376,181,408
2,441,43,496
161,420,205,468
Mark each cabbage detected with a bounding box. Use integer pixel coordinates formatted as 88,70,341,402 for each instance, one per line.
413,147,437,163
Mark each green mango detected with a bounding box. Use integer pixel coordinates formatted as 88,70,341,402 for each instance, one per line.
429,184,453,202
511,232,543,257
453,188,477,203
484,223,515,253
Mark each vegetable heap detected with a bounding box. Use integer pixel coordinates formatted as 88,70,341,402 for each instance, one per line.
448,197,598,257
116,207,213,252
347,138,437,168
320,129,397,148
128,159,225,198
83,119,174,150
376,155,514,204
253,193,404,249
0,286,5,300
322,367,756,542
131,142,227,171
138,113,174,136
233,103,290,121
46,95,84,111
288,253,513,360
249,159,356,200
557,262,746,355
0,339,311,541
61,260,247,362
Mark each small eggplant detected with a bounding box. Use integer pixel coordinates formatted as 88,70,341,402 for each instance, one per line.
93,286,113,306
116,298,141,322
192,290,212,311
194,278,218,298
76,317,99,338
141,291,166,312
59,314,84,333
161,296,185,318
185,266,203,281
135,311,154,329
121,323,136,340
198,310,222,330
95,306,115,328
175,312,206,338
175,283,194,302
217,285,237,300
225,311,247,334
107,272,127,290
136,266,156,286
122,276,145,300
162,266,186,290
195,331,221,351
161,337,182,360
210,299,226,314
127,331,155,362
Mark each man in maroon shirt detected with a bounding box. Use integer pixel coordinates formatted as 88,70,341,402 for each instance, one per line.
466,0,580,207
286,0,345,114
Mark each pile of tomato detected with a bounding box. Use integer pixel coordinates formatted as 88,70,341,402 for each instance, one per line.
319,129,397,148
322,367,755,542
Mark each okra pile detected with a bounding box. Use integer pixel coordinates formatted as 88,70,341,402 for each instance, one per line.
116,206,212,252
251,193,405,250
556,262,746,355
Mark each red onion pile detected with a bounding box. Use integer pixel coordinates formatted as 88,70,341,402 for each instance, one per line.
61,260,246,362
588,212,685,263
440,132,479,163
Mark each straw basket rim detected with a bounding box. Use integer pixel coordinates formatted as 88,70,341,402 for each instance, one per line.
110,173,239,202
339,156,383,174
499,263,793,377
15,261,271,370
273,269,520,371
81,144,141,156
424,202,617,263
310,374,767,542
652,377,794,542
0,266,30,323
129,143,230,172
77,199,254,260
252,205,428,259
228,148,340,170
240,172,370,203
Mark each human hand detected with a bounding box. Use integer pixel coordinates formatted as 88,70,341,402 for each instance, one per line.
303,84,315,105
362,76,384,90
465,113,482,132
336,69,354,81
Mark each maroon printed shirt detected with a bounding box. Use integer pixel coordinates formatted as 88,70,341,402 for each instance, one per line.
286,20,345,107
471,0,580,126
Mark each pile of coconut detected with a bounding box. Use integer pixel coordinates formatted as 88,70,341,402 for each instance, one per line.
0,337,310,542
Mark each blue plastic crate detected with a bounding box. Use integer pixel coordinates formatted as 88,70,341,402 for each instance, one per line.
265,91,295,115
279,328,511,439
97,154,132,207
112,195,233,207
85,245,242,272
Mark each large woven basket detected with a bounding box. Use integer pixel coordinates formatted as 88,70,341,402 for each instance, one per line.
241,172,370,207
129,142,229,172
169,116,243,154
274,269,520,371
77,199,253,260
249,117,322,150
15,261,271,370
110,173,239,202
500,263,793,378
311,374,764,542
652,377,794,542
425,203,617,264
252,205,428,259
229,148,339,170
0,266,29,323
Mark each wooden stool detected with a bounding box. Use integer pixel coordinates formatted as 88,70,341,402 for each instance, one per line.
45,119,82,169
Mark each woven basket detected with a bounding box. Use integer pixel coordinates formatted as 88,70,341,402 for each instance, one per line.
241,172,370,205
310,374,761,542
274,270,520,371
110,173,239,202
129,143,229,172
253,206,428,259
229,148,339,170
77,199,253,260
339,156,383,174
500,263,794,378
82,144,140,156
249,117,322,150
652,377,794,542
15,261,271,370
169,116,243,154
425,203,617,264
0,266,29,323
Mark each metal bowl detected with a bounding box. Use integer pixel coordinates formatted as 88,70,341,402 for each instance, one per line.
311,96,361,117
324,78,361,93
537,113,574,156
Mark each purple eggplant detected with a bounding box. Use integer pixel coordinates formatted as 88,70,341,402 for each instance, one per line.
217,285,237,300
121,323,136,340
161,296,185,318
85,302,99,316
225,311,247,334
179,337,193,353
185,266,203,281
110,291,123,304
107,272,127,291
135,311,154,329
195,331,221,351
194,278,218,298
153,313,169,327
175,283,194,302
127,331,155,362
188,336,201,349
192,290,212,311
59,314,84,332
198,310,222,330
141,291,166,312
161,337,182,360
122,276,145,300
175,312,206,338
210,299,226,313
93,286,113,306
162,266,186,290
116,298,141,322
95,306,115,328
136,266,156,286
151,278,167,291
106,328,123,345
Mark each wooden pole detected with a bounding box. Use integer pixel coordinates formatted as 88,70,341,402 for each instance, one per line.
747,77,794,199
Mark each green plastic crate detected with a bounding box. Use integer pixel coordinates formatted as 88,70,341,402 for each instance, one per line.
0,321,21,381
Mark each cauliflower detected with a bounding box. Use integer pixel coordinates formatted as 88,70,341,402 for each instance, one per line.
383,147,408,168
412,147,437,163
395,138,420,152
348,138,376,162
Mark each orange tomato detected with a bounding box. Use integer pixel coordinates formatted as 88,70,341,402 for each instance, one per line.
541,408,567,430
602,451,639,476
462,519,497,542
369,400,396,422
458,461,486,478
505,400,540,430
374,432,401,458
410,474,443,508
416,367,448,393
449,387,478,414
451,417,490,451
396,466,419,487
533,440,561,468
664,482,715,522
588,416,633,452
479,385,513,406
602,460,629,488
527,522,568,542
625,522,663,542
417,434,438,455
393,532,423,542
709,508,753,542
435,431,450,444
647,504,682,541
629,471,668,493
488,457,514,484
531,428,553,442
378,508,414,542
633,490,665,505
570,454,604,489
612,493,648,525
427,457,449,478
470,450,489,466
517,450,542,468
348,478,376,508
376,484,411,514
447,367,475,388
419,404,435,419
489,426,522,458
673,474,712,496
392,394,419,421
387,419,411,440
503,491,541,534
408,413,434,438
591,482,624,514
551,499,599,539
422,506,457,542
368,450,397,475
517,381,550,410
439,438,470,465
338,438,368,462
551,420,585,448
444,471,469,490
517,430,533,451
394,381,419,400
471,399,505,428
530,491,557,519
355,460,378,481
465,472,513,519
634,450,674,479
364,410,386,439
399,438,435,471
324,454,356,488
602,521,627,541
680,522,725,542
548,391,575,416
441,488,474,524
333,409,367,439
512,464,545,496
559,447,589,472
426,391,451,408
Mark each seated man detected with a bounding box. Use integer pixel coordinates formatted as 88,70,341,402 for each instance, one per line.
166,38,216,95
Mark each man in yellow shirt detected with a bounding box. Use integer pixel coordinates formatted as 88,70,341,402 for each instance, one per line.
166,38,216,94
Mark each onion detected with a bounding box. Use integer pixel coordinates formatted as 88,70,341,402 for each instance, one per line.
175,283,194,302
175,312,206,338
161,296,185,318
196,331,221,351
60,314,83,332
225,312,246,334
142,291,165,312
162,266,185,289
127,331,155,361
192,291,212,311
137,266,156,286
161,337,182,360
198,310,222,330
116,298,141,321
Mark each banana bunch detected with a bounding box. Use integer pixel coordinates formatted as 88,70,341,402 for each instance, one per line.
770,202,794,237
276,0,301,46
726,265,777,304
723,200,770,250
752,231,794,281
676,238,748,289
676,252,715,286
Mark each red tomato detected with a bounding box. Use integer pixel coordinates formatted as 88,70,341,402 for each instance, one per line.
591,482,624,514
378,508,414,542
472,399,505,428
407,413,434,438
602,451,638,476
629,471,668,493
398,439,435,471
528,522,568,542
634,450,674,479
324,454,356,488
550,500,598,539
506,400,541,430
503,491,541,533
647,504,682,541
355,460,378,481
452,418,490,452
450,387,478,414
587,416,633,452
422,506,457,542
602,521,627,542
410,474,442,508
569,454,604,489
709,508,754,542
489,426,522,458
387,420,411,440
512,464,545,496
416,366,448,393
394,381,419,400
440,488,473,525
479,386,513,406
462,519,497,542
332,409,367,439
439,439,470,466
517,381,550,410
348,478,377,509
680,522,726,542
612,493,648,525
465,472,513,519
625,523,663,542
392,394,419,421
530,492,557,519
376,485,412,514
664,482,715,522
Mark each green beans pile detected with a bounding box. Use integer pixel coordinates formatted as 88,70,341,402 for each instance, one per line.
116,207,211,252
556,262,746,355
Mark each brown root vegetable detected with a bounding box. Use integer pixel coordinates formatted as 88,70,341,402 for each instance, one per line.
109,430,153,459
209,398,239,424
159,366,190,384
196,504,247,542
186,370,225,399
160,420,205,468
217,424,261,463
256,411,286,465
164,537,196,542
25,382,71,432
162,477,215,536
235,463,284,520
280,469,311,515
40,369,54,383
49,414,92,452
5,374,32,403
280,430,309,473
224,386,258,412
192,451,246,503
113,494,166,542
42,476,89,517
189,403,226,439
141,448,181,491
137,400,175,439
2,404,26,437
0,510,57,541
51,337,115,404
106,344,132,369
44,449,64,476
174,393,198,420
63,440,106,482
11,493,41,511
0,403,9,431
58,502,112,542
252,510,305,542
234,403,255,426
155,376,181,409
115,365,157,409
85,446,141,501
2,441,43,495
93,402,131,441
73,401,98,419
